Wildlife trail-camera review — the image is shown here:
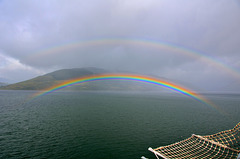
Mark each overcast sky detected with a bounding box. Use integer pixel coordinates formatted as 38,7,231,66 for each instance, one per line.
0,0,240,92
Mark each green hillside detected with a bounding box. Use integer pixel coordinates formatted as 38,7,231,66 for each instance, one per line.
0,67,161,91
0,67,110,90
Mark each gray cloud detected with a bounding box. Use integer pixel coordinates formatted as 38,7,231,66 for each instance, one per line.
0,0,240,92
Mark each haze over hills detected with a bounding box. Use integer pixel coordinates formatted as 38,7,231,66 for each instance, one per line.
0,67,106,90
0,67,167,91
0,82,8,87
0,77,10,84
0,67,205,93
1,67,239,93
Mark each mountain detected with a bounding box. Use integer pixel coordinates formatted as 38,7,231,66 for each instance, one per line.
0,67,199,92
0,67,162,91
0,67,109,90
0,82,8,87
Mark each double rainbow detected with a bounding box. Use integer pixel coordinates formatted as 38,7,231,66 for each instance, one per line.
33,74,218,109
27,38,240,80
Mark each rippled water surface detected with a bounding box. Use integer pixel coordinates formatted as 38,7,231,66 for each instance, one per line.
0,90,239,159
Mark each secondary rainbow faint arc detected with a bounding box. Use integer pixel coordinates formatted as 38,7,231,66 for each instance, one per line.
33,74,218,109
28,38,240,80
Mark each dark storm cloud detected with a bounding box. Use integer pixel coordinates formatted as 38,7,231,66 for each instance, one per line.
0,0,240,91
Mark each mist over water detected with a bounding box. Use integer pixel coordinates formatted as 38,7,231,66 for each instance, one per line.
0,90,239,159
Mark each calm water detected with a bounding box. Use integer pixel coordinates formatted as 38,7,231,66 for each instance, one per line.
0,90,239,159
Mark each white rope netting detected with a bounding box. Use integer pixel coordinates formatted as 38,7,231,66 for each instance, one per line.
149,122,240,159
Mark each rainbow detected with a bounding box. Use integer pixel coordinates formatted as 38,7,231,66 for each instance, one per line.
33,74,219,110
27,38,240,80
